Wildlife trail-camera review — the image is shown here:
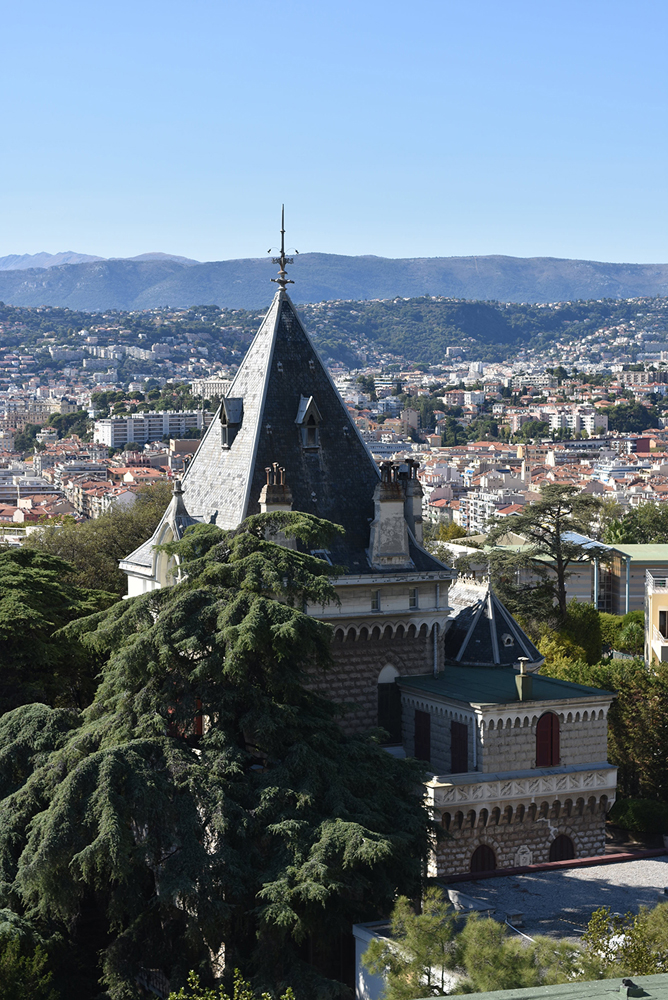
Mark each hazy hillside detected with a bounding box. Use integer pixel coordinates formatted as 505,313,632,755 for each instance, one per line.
1,252,668,310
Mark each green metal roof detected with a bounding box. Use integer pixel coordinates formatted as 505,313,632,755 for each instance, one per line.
609,544,668,562
417,973,668,1000
397,666,613,707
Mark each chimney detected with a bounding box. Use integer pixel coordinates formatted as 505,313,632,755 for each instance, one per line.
515,657,533,701
259,464,293,512
403,458,424,544
368,462,414,569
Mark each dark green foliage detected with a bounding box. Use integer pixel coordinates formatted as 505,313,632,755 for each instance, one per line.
562,602,602,665
45,409,90,439
601,402,657,434
25,480,173,594
540,657,668,801
604,504,668,544
0,549,116,714
170,968,294,1000
0,938,59,1000
13,423,42,453
363,888,585,998
581,905,668,977
0,513,431,999
609,798,668,834
599,612,624,649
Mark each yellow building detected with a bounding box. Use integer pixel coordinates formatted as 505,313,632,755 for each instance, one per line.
645,569,668,664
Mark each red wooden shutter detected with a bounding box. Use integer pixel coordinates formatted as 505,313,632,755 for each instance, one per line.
450,720,468,773
414,710,431,763
536,712,559,766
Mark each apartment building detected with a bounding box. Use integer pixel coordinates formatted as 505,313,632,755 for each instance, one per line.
93,410,213,448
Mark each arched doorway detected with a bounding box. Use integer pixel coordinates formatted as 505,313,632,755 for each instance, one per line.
470,844,496,873
377,665,401,743
549,835,575,862
536,712,560,766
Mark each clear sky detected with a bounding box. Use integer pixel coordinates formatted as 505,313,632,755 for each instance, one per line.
1,0,667,263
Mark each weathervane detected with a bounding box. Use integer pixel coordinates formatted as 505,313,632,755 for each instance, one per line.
268,205,298,290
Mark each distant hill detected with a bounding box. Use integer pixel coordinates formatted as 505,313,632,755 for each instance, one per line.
0,251,105,271
0,252,668,310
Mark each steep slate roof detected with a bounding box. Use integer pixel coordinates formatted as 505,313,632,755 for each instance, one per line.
442,586,543,668
123,288,449,576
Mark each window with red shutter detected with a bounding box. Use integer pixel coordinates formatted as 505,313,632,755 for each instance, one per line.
536,712,559,766
414,709,431,763
450,720,468,774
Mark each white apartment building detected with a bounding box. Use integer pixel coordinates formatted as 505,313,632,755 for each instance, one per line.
548,407,608,435
94,410,213,449
190,376,232,399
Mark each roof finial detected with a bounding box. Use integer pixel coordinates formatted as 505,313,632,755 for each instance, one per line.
269,205,298,291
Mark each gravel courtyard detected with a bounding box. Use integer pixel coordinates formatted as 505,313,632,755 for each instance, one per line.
443,857,668,938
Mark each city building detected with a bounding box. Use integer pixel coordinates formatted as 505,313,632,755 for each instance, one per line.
93,410,213,448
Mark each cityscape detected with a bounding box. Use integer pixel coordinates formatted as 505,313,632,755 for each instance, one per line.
4,1,668,999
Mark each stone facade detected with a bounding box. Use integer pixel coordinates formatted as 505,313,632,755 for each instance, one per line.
432,795,609,877
308,624,439,734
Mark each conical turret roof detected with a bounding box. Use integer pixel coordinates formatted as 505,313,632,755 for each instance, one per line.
442,584,543,668
123,288,449,575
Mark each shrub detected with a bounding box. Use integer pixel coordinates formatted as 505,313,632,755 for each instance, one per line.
599,612,623,650
609,798,668,834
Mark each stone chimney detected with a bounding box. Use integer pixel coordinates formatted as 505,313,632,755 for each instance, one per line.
368,462,414,569
403,458,424,544
259,464,293,512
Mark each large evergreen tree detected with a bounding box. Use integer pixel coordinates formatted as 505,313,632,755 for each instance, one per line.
486,484,603,622
0,513,430,999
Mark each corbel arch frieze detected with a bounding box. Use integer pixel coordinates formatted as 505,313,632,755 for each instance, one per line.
330,616,447,641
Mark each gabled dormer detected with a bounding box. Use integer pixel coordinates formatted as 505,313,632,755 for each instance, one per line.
295,395,321,451
220,397,243,450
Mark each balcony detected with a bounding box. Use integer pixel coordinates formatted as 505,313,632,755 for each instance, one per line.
651,624,668,662
425,762,617,815
646,569,668,594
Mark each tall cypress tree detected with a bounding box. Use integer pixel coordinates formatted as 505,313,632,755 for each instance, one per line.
0,513,430,999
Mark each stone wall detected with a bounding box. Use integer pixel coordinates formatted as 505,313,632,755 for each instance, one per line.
401,693,475,773
433,795,609,877
399,694,610,775
306,623,439,735
479,708,609,773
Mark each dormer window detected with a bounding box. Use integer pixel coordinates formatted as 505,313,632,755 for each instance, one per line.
295,395,321,451
220,397,243,449
501,633,515,647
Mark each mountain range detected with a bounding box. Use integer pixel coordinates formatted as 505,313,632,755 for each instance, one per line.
0,252,667,310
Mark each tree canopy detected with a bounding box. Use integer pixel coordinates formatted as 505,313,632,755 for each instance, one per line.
487,484,603,622
25,480,173,595
363,891,668,1000
0,512,431,999
0,548,116,714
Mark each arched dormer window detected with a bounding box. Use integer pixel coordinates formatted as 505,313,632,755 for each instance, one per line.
536,711,560,767
295,395,321,451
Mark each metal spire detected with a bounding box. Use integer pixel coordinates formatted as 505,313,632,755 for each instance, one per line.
269,205,298,290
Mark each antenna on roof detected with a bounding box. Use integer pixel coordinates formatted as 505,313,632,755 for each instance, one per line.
268,205,298,290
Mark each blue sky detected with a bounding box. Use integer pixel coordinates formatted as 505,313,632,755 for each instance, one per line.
1,0,666,263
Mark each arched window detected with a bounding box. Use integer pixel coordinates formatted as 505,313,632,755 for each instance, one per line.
536,712,560,767
549,834,575,862
470,845,496,873
377,666,401,743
